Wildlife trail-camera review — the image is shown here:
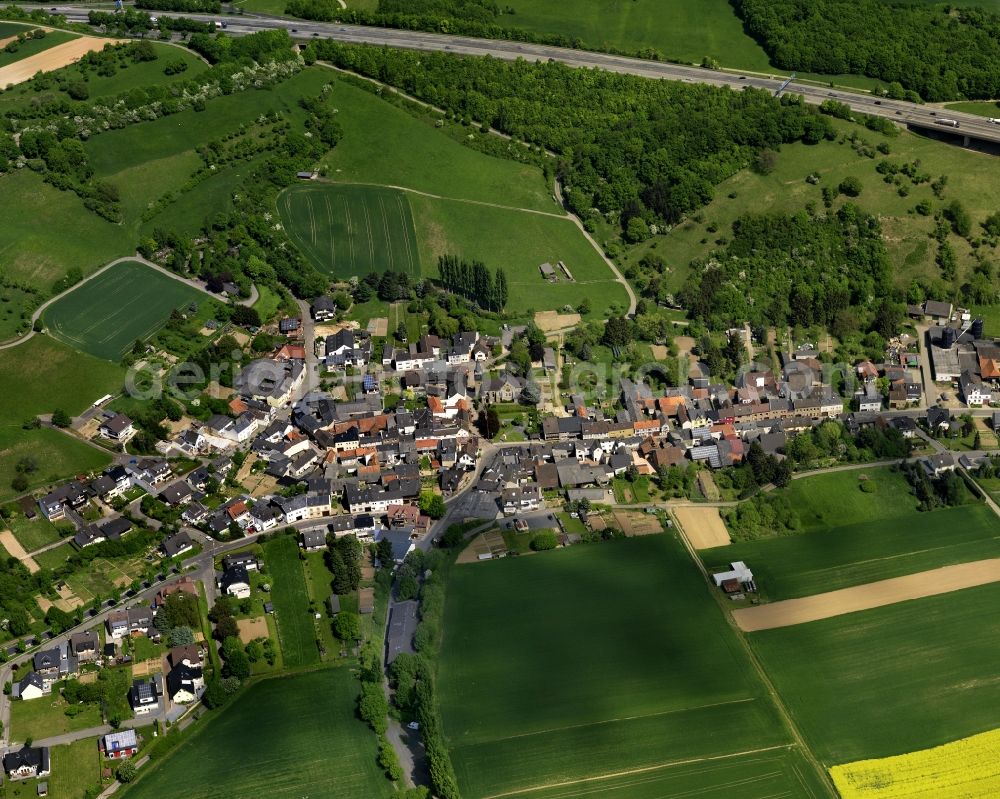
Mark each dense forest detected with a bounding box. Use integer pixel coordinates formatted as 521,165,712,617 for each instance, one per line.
735,0,1000,101
316,43,834,234
678,204,895,335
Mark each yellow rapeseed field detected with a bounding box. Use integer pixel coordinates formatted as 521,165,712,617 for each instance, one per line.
830,727,1000,798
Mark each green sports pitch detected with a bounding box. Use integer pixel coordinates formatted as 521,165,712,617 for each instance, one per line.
438,534,830,798
278,183,420,280
42,260,205,361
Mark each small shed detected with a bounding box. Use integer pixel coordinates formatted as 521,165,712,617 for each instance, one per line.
539,262,556,279
328,595,341,616
263,602,274,614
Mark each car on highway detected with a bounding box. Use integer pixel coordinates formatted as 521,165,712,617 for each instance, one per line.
874,100,881,105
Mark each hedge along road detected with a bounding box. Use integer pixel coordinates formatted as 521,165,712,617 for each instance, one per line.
0,255,258,350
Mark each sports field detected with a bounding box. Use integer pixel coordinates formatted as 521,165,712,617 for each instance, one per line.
263,535,319,667
42,260,205,360
278,183,420,280
124,669,393,799
703,503,1000,602
750,581,1000,766
439,534,827,798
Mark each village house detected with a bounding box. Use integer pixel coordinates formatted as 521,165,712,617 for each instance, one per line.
3,746,50,780
106,606,153,640
100,730,139,760
219,564,251,599
98,413,136,443
129,676,161,716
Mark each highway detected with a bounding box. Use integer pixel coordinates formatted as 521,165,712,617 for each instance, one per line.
25,4,1000,148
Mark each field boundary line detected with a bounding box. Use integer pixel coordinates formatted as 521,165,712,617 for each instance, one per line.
315,179,569,219
478,743,796,799
474,697,757,746
667,508,838,797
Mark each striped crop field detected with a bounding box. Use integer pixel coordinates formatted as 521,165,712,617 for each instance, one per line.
42,260,205,361
278,183,420,280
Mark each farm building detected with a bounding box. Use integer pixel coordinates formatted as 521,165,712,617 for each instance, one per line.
711,561,755,594
539,262,556,279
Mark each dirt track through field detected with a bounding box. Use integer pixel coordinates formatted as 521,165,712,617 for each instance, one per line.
734,558,1000,632
0,36,123,87
673,506,731,549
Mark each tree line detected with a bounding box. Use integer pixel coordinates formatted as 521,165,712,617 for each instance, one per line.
314,42,836,240
734,0,1000,101
436,254,509,312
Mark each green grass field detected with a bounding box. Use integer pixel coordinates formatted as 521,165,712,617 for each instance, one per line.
263,535,319,667
0,30,76,69
627,116,1000,297
409,194,630,318
279,183,420,280
0,427,112,504
521,747,829,799
704,503,1000,601
501,0,773,70
43,260,206,360
439,534,825,798
10,692,103,740
320,77,556,212
5,514,62,553
123,669,393,799
0,337,125,426
751,581,1000,766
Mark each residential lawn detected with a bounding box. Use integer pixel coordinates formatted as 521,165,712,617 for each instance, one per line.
5,514,62,553
500,0,774,70
408,194,630,318
0,427,112,505
122,669,394,799
439,534,818,798
319,76,556,212
33,541,74,572
251,284,283,323
703,502,1000,602
556,512,587,536
627,116,1000,298
64,555,149,604
1,736,101,799
278,183,420,281
9,693,103,740
302,550,339,658
612,476,650,503
263,535,320,667
499,529,533,553
130,635,164,665
42,260,207,361
0,330,125,426
0,30,77,69
751,581,1000,765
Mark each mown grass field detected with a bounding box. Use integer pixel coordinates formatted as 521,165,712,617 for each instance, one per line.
279,183,420,280
627,116,1000,298
123,669,393,799
263,535,319,667
439,534,823,798
0,336,124,425
502,0,773,69
10,691,103,740
1,737,100,799
0,427,112,504
321,77,557,212
0,169,128,301
409,194,629,318
704,503,1000,601
751,581,1000,766
43,260,206,360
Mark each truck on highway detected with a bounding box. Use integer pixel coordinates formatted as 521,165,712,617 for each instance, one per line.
935,118,961,128
988,118,1000,125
